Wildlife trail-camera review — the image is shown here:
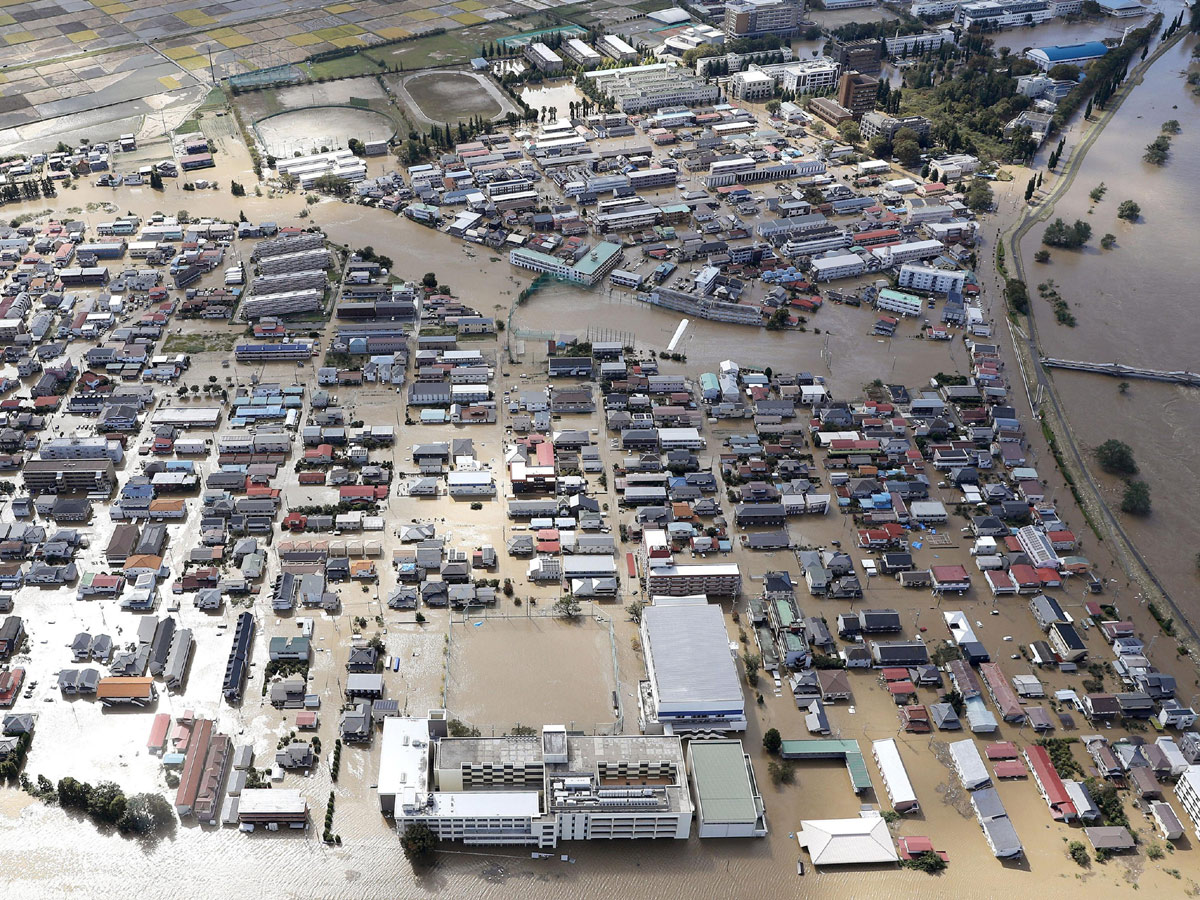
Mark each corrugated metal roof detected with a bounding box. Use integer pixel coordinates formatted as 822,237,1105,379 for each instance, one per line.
780,739,872,792
689,740,759,825
643,599,742,710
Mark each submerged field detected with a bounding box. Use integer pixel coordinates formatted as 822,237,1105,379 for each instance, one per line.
405,72,503,121
445,614,620,734
255,107,396,157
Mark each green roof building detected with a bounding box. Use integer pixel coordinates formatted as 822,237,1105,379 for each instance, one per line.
687,739,768,838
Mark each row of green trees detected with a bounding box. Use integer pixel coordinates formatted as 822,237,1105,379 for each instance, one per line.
0,178,57,206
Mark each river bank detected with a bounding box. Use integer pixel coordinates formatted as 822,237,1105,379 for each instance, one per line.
1003,30,1200,636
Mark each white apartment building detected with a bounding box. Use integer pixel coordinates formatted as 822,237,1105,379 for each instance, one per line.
508,242,623,285
658,427,703,449
885,30,955,56
898,264,966,294
597,34,638,62
729,69,775,102
524,42,563,73
41,436,124,463
907,202,955,226
609,269,644,288
380,717,694,848
778,57,840,94
925,219,978,243
446,472,496,497
724,0,801,38
645,561,742,597
876,289,924,317
595,205,661,231
1175,766,1200,837
240,288,324,320
562,38,602,69
911,0,966,15
782,234,851,257
273,149,367,188
809,252,865,282
870,239,944,267
705,155,757,187
955,0,1056,29
628,167,677,190
662,25,727,60
888,29,950,57
583,64,719,114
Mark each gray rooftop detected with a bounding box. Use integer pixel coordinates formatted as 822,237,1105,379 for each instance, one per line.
643,599,743,710
435,732,688,776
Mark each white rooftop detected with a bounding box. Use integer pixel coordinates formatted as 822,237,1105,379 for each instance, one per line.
238,788,306,815
378,717,432,811
735,70,774,84
647,563,740,576
427,790,541,818
798,816,899,866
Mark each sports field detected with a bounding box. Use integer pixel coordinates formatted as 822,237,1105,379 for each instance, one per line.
405,72,503,121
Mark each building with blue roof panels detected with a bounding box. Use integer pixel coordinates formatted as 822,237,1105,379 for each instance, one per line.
1025,42,1109,70
1096,0,1145,15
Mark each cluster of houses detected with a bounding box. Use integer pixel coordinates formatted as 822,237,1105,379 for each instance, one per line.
405,337,497,426
368,91,990,331
146,710,309,829
0,134,186,192
0,199,431,806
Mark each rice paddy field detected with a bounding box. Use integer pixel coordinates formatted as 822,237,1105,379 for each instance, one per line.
0,0,640,148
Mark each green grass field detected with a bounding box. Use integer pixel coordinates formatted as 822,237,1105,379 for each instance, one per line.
305,53,383,80
162,333,240,354
367,23,515,68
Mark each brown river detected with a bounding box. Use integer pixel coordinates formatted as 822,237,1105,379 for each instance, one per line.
1017,35,1200,630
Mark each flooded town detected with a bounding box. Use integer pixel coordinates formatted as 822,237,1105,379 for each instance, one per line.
2,0,1200,896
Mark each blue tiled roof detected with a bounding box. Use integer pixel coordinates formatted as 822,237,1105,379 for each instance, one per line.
1034,42,1108,62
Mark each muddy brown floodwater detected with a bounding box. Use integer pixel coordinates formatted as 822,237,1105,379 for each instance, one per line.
3,74,1200,897
1018,36,1200,628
